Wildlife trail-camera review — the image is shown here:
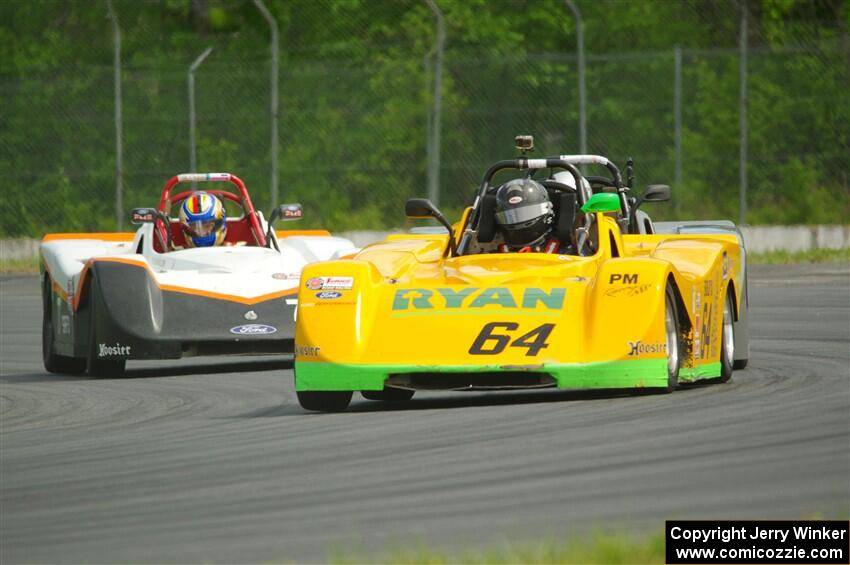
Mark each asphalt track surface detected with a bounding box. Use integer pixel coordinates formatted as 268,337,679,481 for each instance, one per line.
1,264,848,563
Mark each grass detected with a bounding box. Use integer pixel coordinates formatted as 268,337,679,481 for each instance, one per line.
747,247,849,265
0,256,40,274
332,532,666,564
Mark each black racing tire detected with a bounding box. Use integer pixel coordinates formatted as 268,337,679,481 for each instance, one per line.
86,278,126,378
733,358,748,370
662,282,683,392
42,277,86,374
296,391,352,413
361,388,415,402
719,288,735,383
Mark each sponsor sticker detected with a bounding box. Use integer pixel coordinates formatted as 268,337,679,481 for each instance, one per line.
99,343,131,358
60,315,70,334
294,345,321,358
605,284,651,298
508,196,523,204
316,291,342,300
392,286,566,312
321,276,354,290
628,341,667,356
229,324,277,335
304,276,354,291
609,273,639,284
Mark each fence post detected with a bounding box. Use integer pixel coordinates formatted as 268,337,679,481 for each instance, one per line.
564,0,586,155
106,0,123,230
739,3,748,225
674,45,682,212
188,46,213,190
424,50,433,198
254,0,280,210
424,0,444,207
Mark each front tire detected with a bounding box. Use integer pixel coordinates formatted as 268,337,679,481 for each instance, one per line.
86,278,126,378
719,288,735,382
296,391,352,413
42,277,86,374
663,282,682,392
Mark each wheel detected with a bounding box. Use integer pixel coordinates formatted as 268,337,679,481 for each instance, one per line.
718,288,735,382
361,388,415,402
86,278,126,378
663,282,682,392
296,391,352,413
42,278,86,374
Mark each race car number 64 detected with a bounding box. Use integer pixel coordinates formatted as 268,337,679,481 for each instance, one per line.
469,322,555,356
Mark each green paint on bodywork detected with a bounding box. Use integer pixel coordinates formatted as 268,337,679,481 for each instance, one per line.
392,288,433,310
436,287,478,307
521,287,566,309
581,192,620,213
679,362,721,382
295,359,669,391
391,309,563,318
469,287,516,308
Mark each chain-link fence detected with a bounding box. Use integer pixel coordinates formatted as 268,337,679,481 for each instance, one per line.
1,1,848,237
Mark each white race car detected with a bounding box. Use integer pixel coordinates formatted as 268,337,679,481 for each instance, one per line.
40,173,356,376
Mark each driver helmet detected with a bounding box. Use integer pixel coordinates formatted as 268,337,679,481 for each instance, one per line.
494,178,553,247
179,191,227,247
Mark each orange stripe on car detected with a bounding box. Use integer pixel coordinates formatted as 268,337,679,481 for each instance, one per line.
42,233,135,242
68,257,297,311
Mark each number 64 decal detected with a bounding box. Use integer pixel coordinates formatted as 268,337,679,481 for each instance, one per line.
468,322,555,356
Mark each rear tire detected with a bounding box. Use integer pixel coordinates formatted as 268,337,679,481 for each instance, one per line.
719,288,735,383
296,391,352,413
42,278,86,374
663,282,682,392
361,389,415,402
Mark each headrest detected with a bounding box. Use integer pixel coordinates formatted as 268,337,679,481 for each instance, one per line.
476,194,497,243
555,192,576,242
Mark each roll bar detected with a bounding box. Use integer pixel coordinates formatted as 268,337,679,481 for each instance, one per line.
156,173,266,248
458,158,586,256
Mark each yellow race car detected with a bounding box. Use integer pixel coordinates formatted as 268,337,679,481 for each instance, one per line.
293,141,749,412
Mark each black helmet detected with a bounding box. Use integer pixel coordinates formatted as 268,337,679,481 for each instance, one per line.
494,178,553,246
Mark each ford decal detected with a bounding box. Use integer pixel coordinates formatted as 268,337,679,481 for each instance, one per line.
230,324,278,335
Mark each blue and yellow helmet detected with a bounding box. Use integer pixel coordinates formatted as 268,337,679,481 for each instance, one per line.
179,192,227,247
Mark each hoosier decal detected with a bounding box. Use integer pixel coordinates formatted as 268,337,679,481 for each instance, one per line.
99,343,131,357
392,287,566,311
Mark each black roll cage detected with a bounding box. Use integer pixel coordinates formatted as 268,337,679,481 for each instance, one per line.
456,155,630,256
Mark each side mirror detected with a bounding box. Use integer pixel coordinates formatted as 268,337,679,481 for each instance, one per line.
404,198,457,256
634,184,671,208
405,198,440,219
580,192,620,214
269,203,303,223
131,208,158,225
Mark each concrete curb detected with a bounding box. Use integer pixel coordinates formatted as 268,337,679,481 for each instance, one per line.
3,226,848,260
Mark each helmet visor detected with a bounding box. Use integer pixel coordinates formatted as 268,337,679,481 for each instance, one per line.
495,202,552,226
184,219,222,237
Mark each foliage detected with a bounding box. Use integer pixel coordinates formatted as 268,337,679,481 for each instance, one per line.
0,0,848,236
747,246,850,264
332,531,666,564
